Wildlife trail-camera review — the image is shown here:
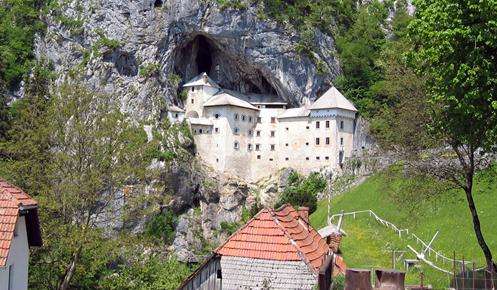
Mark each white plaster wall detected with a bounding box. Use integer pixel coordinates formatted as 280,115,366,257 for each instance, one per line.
167,111,185,124
0,216,29,290
185,86,219,117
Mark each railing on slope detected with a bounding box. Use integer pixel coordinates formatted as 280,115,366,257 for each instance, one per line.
330,210,472,266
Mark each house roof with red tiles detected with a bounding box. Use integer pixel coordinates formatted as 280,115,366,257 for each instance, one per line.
0,179,40,267
215,204,330,273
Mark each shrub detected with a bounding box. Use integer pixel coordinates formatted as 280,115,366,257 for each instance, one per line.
275,172,326,213
144,209,177,244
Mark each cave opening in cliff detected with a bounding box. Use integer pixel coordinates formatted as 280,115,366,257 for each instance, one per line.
195,35,213,74
173,34,281,97
154,0,163,7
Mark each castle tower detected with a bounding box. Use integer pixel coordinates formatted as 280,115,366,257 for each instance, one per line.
183,73,220,118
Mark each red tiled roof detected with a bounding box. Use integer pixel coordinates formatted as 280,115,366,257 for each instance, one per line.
215,204,330,273
0,179,38,267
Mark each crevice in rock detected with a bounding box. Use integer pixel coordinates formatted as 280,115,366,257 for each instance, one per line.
103,49,138,77
154,0,163,8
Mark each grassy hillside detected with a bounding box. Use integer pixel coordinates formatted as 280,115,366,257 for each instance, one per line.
310,165,497,288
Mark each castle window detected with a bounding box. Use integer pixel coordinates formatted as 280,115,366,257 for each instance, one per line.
234,141,239,149
326,137,330,145
315,138,320,145
306,157,309,160
340,137,344,145
286,127,289,131
234,113,239,120
255,144,260,151
326,120,330,128
269,158,274,161
340,120,344,130
199,129,203,134
270,144,275,151
316,156,320,160
215,127,219,133
316,121,320,129
248,144,253,151
325,156,329,160
175,113,179,118
242,115,246,121
257,155,261,159
234,127,240,135
215,113,220,119
285,157,289,161
249,116,253,122
248,130,253,136
256,131,261,137
270,131,275,137
257,117,262,123
216,158,219,163
192,87,195,92
193,129,197,134
305,142,309,146
306,126,309,129
271,117,276,123
285,143,289,146
191,98,194,104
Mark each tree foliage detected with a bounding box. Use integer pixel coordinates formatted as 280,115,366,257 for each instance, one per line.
276,172,326,213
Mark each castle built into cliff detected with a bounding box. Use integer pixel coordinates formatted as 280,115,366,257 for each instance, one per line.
169,73,358,181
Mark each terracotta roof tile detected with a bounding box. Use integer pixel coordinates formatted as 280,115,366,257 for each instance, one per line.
0,179,38,267
215,205,330,273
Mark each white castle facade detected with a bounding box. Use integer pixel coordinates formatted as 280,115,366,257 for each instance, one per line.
170,73,358,182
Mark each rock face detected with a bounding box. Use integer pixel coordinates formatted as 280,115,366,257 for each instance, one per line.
37,0,340,120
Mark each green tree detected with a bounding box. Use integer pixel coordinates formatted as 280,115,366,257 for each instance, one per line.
276,172,326,213
27,81,157,289
408,0,497,274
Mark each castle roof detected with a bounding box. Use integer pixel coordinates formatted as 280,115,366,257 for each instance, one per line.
183,72,220,89
278,107,310,119
310,86,357,112
168,105,185,113
188,117,213,126
204,92,259,111
215,204,330,273
225,90,287,106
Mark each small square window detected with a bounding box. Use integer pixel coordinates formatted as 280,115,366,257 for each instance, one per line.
285,157,289,161
315,138,320,145
256,131,261,137
215,113,220,119
316,121,320,129
305,142,309,146
255,144,260,151
306,157,309,160
234,127,240,134
270,144,275,151
285,143,289,146
215,127,219,133
325,156,330,160
175,113,179,118
326,137,330,145
306,126,310,129
234,141,239,149
257,117,262,123
257,155,261,159
271,117,276,123
326,120,330,128
340,120,344,130
216,158,219,162
316,156,320,160
269,158,274,161
270,131,275,137
286,127,289,131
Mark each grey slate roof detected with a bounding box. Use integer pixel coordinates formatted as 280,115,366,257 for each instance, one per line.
183,73,220,88
278,106,310,119
220,256,317,290
189,117,213,126
310,86,357,112
203,92,259,111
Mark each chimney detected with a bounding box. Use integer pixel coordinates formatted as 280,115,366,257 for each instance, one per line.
298,207,309,223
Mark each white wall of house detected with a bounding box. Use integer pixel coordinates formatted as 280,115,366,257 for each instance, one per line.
167,111,185,124
0,216,29,290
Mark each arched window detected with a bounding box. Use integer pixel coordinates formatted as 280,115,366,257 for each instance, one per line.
215,113,220,119
234,141,239,150
234,113,239,120
234,127,240,135
242,115,246,121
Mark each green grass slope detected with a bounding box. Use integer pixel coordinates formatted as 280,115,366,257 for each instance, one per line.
310,165,497,288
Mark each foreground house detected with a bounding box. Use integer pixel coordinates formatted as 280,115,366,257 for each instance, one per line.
0,179,42,290
179,204,344,289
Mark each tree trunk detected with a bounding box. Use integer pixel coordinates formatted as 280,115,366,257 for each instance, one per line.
58,246,82,290
464,185,496,277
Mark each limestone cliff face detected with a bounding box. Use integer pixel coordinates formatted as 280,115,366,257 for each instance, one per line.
36,0,340,120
